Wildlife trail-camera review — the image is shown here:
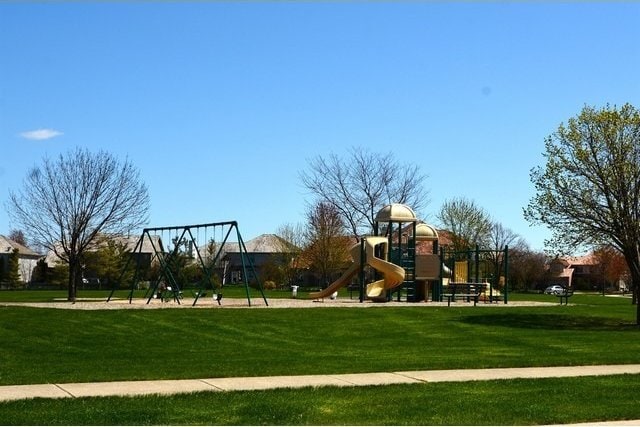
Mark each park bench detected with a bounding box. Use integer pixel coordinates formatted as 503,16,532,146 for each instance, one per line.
442,283,485,307
556,288,574,305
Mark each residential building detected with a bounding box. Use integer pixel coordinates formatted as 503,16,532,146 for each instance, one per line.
219,234,295,285
0,235,41,285
547,254,602,290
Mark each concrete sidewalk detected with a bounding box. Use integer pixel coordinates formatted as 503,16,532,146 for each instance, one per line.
2,364,640,402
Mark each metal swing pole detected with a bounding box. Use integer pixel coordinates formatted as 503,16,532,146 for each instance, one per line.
236,225,269,306
107,232,144,303
146,228,182,304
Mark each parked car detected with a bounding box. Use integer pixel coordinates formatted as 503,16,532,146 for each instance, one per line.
544,284,566,295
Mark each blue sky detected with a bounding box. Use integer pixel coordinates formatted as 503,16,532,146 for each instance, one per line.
1,2,639,252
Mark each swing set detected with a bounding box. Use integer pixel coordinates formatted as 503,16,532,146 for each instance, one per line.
106,221,268,307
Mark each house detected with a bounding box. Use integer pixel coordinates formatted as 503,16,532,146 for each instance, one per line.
547,254,600,290
44,234,163,266
0,235,41,285
42,233,164,286
219,234,295,285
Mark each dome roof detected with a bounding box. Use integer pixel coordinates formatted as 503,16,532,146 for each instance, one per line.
375,203,417,223
415,223,438,241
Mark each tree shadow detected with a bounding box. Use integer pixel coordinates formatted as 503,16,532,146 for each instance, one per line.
460,313,638,331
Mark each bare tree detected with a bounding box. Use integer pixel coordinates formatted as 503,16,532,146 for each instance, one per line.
485,222,525,288
8,229,27,246
303,201,350,288
489,222,525,253
7,148,149,302
275,223,306,288
525,103,640,323
300,147,429,239
437,197,492,253
508,246,548,291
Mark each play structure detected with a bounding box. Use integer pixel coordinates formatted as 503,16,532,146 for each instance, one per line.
106,221,268,307
439,244,509,303
310,203,509,304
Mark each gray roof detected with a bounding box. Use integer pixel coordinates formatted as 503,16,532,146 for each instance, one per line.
0,235,40,257
112,234,164,254
221,234,295,254
44,233,164,265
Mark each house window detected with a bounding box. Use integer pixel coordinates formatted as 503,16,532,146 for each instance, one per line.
231,271,242,283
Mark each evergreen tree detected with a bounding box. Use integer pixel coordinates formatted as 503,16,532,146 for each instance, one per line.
7,249,21,287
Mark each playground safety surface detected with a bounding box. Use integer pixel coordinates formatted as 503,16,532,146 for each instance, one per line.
0,296,556,310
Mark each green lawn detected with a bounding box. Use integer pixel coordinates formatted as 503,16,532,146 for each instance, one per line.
2,375,640,425
0,291,638,425
0,292,638,385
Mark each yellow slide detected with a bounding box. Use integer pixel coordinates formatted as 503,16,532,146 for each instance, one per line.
308,237,405,300
363,237,405,299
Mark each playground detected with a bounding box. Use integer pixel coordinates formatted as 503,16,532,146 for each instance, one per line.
105,203,510,309
1,204,638,425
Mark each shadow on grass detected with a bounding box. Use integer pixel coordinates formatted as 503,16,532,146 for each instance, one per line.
460,313,639,331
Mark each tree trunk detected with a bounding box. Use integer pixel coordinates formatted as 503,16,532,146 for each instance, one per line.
628,260,640,326
68,257,80,303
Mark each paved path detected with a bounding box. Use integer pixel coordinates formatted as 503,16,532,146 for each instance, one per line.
3,365,640,425
2,364,640,402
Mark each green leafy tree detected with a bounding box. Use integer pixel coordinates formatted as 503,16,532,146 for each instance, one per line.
82,238,134,289
7,148,149,301
32,259,48,284
50,264,69,289
525,104,640,323
437,197,492,253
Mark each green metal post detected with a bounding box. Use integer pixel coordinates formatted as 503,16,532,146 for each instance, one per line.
236,226,269,307
107,232,143,303
504,245,509,304
475,244,480,283
436,247,444,302
359,238,365,303
146,228,185,304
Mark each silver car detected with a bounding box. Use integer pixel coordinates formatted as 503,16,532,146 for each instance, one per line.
544,284,565,295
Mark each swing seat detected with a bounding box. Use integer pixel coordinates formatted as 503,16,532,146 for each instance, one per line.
191,290,208,299
161,286,182,302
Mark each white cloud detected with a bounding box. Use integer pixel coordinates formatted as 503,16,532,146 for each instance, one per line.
19,128,63,141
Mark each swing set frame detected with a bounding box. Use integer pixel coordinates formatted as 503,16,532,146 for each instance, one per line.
106,221,269,307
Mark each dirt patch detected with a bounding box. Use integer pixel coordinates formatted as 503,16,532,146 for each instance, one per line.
0,297,554,310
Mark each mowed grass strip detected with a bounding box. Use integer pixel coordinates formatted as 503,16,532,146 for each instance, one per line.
0,293,638,385
1,374,640,425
